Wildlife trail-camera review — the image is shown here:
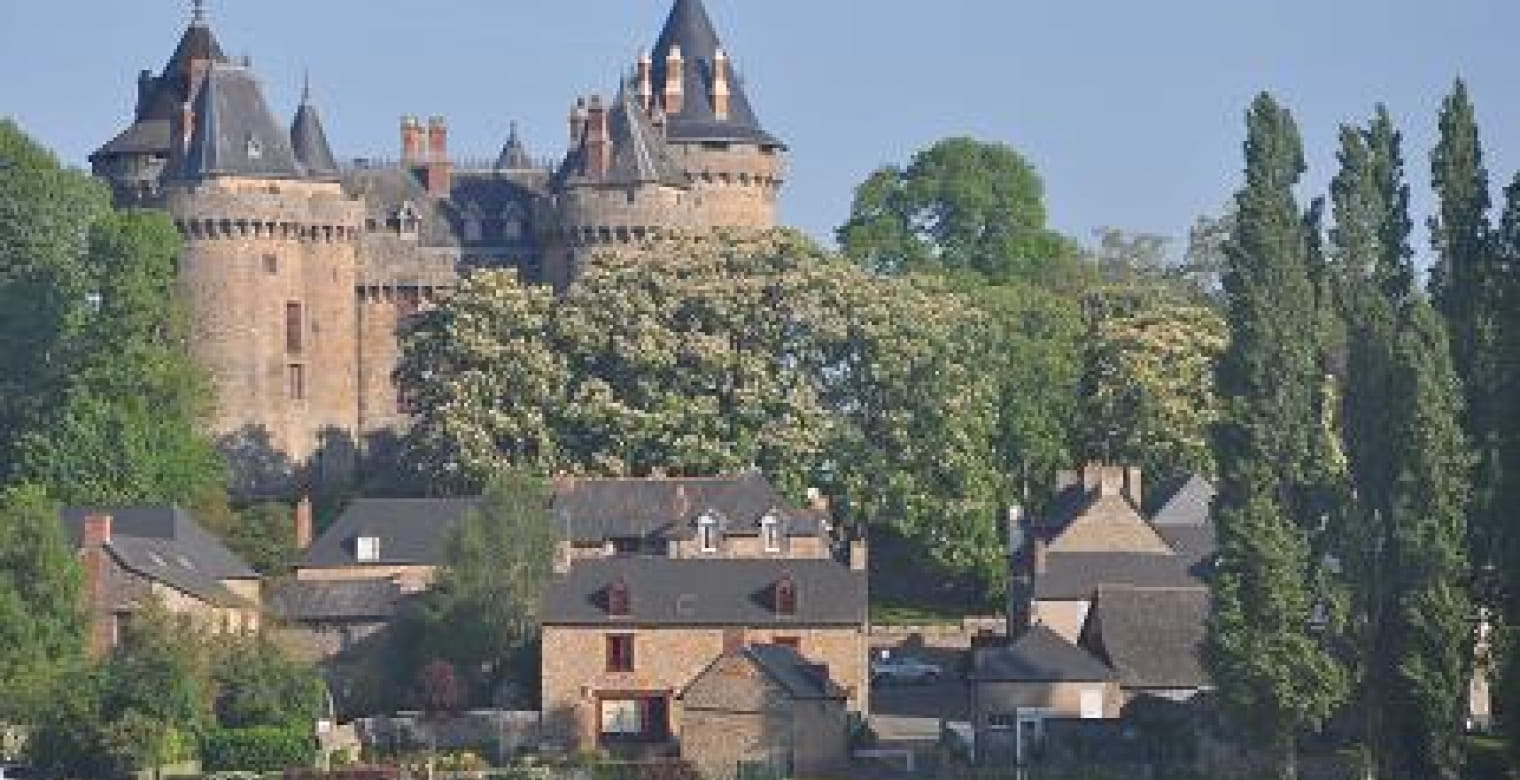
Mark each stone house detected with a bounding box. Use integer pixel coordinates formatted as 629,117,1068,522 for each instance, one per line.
62,506,262,655
679,644,850,780
539,473,868,755
969,624,1121,764
272,497,481,660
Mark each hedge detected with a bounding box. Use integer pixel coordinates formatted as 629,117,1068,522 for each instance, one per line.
202,726,316,772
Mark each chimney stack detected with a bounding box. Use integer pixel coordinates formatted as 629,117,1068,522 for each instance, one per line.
664,45,684,115
568,98,588,148
1031,535,1048,576
424,116,452,197
584,95,610,179
1124,466,1143,511
294,495,314,551
711,48,731,121
401,116,425,165
636,52,654,112
81,514,115,657
849,534,868,572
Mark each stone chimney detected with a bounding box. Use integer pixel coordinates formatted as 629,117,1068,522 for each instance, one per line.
401,116,425,165
636,52,654,112
1031,535,1047,576
424,116,452,197
584,96,610,179
1124,466,1143,510
552,540,574,575
294,495,313,551
568,98,588,148
81,514,115,657
849,534,868,572
1084,462,1125,498
711,48,731,121
664,45,684,115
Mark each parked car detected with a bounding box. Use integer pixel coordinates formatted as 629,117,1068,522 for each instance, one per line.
871,653,944,685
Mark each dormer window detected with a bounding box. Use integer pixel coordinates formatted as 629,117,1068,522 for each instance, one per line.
608,579,631,617
395,202,422,238
775,575,797,616
698,515,720,553
246,134,263,159
761,515,782,553
356,536,381,562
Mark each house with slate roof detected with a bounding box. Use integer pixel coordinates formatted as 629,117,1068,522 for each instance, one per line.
680,644,850,779
540,473,868,755
975,464,1217,764
88,0,788,495
62,506,262,656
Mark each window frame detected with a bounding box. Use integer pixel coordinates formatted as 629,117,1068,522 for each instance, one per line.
355,536,381,562
697,515,719,553
605,634,635,673
760,515,783,553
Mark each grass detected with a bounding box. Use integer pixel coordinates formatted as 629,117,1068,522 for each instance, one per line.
870,601,968,626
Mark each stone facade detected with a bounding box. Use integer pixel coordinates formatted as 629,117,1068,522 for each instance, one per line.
92,0,787,493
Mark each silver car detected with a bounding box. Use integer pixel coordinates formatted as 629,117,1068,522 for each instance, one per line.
871,653,944,685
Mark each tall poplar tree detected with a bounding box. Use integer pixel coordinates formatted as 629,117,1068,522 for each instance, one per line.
1493,174,1520,767
1205,94,1346,778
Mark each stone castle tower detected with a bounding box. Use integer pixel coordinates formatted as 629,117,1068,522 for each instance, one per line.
90,0,785,495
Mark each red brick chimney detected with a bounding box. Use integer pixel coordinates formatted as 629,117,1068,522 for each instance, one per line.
664,45,685,115
584,96,610,179
636,52,654,112
401,116,425,165
81,514,115,657
711,48,731,121
424,116,452,197
294,495,313,551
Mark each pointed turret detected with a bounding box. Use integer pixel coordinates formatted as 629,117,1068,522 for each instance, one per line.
179,62,303,180
291,77,340,179
648,0,781,147
495,121,534,171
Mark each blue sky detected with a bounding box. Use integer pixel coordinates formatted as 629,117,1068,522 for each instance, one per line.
2,0,1515,260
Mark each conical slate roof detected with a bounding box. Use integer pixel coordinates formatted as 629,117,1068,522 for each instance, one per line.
94,18,228,159
649,0,782,147
291,84,340,179
180,63,303,180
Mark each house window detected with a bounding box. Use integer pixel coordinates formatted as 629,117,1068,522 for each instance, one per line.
285,302,304,354
606,634,635,673
286,364,305,401
355,536,381,562
761,516,782,553
1080,688,1105,719
608,580,631,617
775,576,797,616
600,699,643,736
698,516,719,553
263,254,279,274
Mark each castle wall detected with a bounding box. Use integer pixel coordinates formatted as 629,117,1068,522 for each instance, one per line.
167,178,364,493
668,142,785,230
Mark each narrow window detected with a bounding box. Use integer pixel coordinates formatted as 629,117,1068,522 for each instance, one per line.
775,576,797,616
286,364,305,401
761,516,782,553
285,302,304,354
263,254,279,274
606,634,635,673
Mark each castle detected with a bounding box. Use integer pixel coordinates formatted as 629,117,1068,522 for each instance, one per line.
88,0,787,494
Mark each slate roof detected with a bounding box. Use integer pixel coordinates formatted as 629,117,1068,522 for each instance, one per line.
1035,552,1201,600
683,644,846,704
970,624,1116,683
649,0,783,147
607,86,688,186
342,166,543,249
299,497,483,568
1045,493,1172,554
553,473,825,543
1086,586,1210,690
541,558,865,626
269,579,404,622
291,90,339,179
61,506,258,607
1151,475,1215,527
180,63,304,180
94,20,228,160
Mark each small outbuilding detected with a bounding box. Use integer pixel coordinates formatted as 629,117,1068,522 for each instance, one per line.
679,644,849,780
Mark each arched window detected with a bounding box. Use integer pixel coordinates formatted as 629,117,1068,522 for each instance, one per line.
775,575,797,616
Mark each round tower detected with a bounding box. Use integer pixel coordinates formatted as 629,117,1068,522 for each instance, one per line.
165,62,363,495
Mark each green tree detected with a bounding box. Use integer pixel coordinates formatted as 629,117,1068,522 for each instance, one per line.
837,137,1078,283
0,484,85,723
1205,94,1347,778
210,634,325,730
399,231,1008,598
1493,173,1520,766
225,502,297,575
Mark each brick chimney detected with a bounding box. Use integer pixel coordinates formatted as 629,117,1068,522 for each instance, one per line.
294,495,313,551
1031,535,1047,576
1124,466,1143,511
81,514,115,657
401,116,425,165
636,52,654,112
849,534,868,572
664,45,684,115
711,48,731,121
584,96,610,179
424,116,452,197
